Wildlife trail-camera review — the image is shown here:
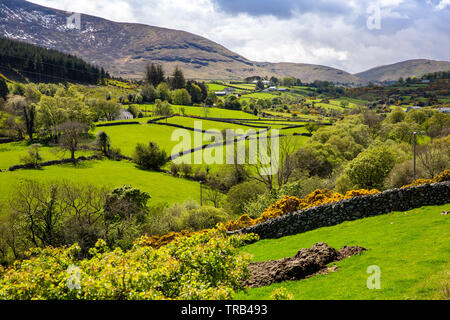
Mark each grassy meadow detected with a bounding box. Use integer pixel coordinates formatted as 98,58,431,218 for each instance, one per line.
236,204,450,300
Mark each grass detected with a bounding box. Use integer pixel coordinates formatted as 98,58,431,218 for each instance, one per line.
142,104,259,119
235,204,450,300
0,141,94,171
0,159,200,206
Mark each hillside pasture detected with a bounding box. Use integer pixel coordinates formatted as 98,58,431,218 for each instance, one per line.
236,204,450,300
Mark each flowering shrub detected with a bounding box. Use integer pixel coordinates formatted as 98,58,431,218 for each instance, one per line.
224,188,380,231
0,231,257,300
401,170,450,188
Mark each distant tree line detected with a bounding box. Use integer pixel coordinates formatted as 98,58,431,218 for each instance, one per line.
0,37,109,84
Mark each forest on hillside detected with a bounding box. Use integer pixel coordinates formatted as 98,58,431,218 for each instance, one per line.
0,37,108,84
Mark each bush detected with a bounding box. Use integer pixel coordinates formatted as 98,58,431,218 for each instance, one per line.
178,206,231,231
0,231,254,300
133,142,168,170
20,144,42,168
384,160,425,189
346,145,398,189
270,287,294,300
224,181,266,215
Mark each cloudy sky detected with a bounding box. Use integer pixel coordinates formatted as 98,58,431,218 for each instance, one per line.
28,0,450,73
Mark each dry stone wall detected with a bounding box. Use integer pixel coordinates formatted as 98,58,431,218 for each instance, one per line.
231,182,450,239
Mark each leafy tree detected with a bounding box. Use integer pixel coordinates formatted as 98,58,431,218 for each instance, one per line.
171,88,191,106
178,206,230,231
140,84,158,103
6,95,36,142
225,181,266,215
153,99,174,119
187,82,203,104
104,185,150,225
95,131,111,155
86,98,121,121
256,80,265,91
224,95,241,110
133,142,168,170
387,107,405,123
346,145,398,189
156,82,171,102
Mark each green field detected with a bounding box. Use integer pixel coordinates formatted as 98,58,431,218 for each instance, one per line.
236,204,450,300
0,160,200,206
0,141,94,171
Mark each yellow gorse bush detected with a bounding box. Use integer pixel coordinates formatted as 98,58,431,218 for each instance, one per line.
401,170,450,188
223,188,380,231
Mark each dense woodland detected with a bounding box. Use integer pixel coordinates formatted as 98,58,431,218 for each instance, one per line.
0,37,108,84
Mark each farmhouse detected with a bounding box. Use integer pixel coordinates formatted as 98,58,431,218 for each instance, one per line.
437,107,450,113
118,109,134,120
406,106,422,112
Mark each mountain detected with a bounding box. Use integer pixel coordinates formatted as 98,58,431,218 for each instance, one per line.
355,59,450,83
0,0,366,84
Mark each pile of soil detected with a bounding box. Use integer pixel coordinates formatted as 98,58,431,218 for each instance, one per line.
244,242,367,288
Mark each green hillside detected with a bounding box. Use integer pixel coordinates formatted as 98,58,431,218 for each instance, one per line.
236,204,450,300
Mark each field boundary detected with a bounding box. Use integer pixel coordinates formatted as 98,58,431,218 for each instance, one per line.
229,182,450,239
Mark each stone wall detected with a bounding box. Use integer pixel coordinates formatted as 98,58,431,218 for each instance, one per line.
230,182,450,239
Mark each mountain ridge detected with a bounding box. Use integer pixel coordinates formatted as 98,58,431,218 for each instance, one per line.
355,59,450,83
1,1,449,84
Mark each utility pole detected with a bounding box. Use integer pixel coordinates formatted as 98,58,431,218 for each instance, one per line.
411,131,426,181
200,181,203,206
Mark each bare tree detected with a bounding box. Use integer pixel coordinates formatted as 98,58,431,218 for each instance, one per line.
417,138,450,178
58,121,88,160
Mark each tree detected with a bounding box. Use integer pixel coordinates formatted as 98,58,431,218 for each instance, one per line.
6,95,36,142
104,185,150,225
387,107,405,123
156,82,171,102
153,99,174,120
282,77,295,87
256,80,265,91
140,84,158,103
224,95,241,110
133,141,168,170
171,88,191,106
205,92,217,106
20,144,42,168
170,66,186,90
0,78,8,100
187,82,203,104
305,123,319,135
58,121,89,160
96,131,111,155
346,145,398,189
224,181,266,215
87,98,121,121
145,63,165,87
